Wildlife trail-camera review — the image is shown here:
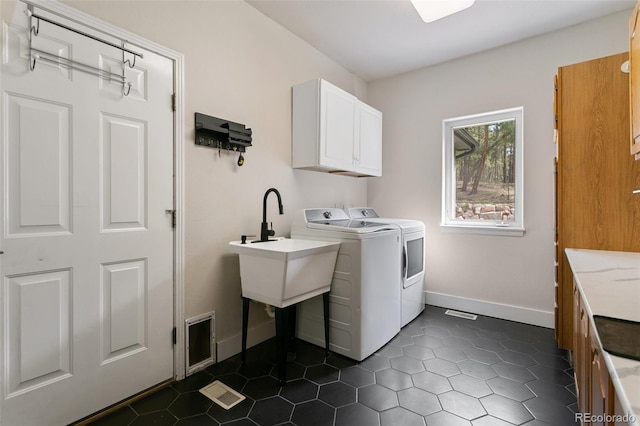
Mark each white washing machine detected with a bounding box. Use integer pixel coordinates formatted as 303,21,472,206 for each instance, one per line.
291,208,401,361
348,208,425,327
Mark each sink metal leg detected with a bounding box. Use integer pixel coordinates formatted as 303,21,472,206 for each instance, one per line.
241,297,249,365
289,304,297,353
323,292,330,357
274,307,288,385
242,298,315,386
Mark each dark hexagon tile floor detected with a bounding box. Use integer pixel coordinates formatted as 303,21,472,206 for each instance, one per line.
86,305,578,426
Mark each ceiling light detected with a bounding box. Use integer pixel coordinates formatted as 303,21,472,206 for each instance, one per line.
410,0,476,23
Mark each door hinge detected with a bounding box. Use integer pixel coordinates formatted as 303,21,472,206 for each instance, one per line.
165,209,176,228
172,93,176,112
172,327,177,345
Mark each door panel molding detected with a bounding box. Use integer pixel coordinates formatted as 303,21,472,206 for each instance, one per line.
100,113,147,231
100,259,148,364
5,93,72,237
4,268,72,398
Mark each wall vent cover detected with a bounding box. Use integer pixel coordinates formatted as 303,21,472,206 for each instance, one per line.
186,311,215,376
444,309,477,320
200,380,245,410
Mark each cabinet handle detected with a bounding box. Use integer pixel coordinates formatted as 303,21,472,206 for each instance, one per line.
591,348,608,397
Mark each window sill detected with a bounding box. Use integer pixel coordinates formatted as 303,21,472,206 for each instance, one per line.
440,223,525,237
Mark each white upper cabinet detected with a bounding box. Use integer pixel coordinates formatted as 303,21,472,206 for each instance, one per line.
292,79,382,177
355,101,383,176
320,81,357,171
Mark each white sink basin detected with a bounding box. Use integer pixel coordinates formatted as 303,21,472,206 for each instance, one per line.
229,238,340,308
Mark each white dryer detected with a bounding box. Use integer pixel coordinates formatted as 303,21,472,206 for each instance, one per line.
348,208,425,327
291,208,401,361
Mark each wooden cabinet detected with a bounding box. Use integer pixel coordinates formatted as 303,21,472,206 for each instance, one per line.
554,53,640,350
566,249,640,425
630,1,640,160
589,334,613,422
292,79,382,177
573,280,590,414
572,279,621,425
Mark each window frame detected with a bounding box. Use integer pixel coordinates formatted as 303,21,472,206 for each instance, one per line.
441,107,525,237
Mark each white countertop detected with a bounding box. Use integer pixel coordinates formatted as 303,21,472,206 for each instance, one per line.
565,249,640,426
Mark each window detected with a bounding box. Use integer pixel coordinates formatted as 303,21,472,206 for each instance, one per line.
442,107,524,236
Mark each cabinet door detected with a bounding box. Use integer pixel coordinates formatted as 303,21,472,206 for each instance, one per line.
319,82,356,171
630,2,640,160
572,284,582,405
590,326,612,423
355,101,382,177
574,285,590,414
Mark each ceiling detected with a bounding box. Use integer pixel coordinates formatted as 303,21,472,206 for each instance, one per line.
247,0,636,82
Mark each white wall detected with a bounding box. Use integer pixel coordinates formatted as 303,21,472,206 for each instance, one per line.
367,11,630,327
52,0,369,359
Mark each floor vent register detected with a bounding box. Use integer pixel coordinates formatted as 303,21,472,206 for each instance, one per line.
444,309,478,320
200,381,245,410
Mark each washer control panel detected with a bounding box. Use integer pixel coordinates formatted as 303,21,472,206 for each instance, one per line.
305,208,348,223
348,207,379,219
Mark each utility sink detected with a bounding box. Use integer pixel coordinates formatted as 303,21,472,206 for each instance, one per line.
229,238,340,308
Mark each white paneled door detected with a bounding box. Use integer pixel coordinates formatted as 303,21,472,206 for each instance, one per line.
1,5,175,425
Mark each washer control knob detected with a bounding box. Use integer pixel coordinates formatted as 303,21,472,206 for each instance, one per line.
323,211,332,219
362,209,368,216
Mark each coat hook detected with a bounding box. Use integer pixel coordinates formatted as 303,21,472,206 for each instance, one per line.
25,7,40,37
123,54,136,69
31,18,40,37
121,41,137,69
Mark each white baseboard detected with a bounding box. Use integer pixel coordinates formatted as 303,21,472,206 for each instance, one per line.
425,291,554,329
216,319,276,362
217,294,553,361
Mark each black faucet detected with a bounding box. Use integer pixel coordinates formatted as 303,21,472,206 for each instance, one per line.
259,188,284,242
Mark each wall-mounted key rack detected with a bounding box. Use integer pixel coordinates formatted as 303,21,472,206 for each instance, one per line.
195,112,252,153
